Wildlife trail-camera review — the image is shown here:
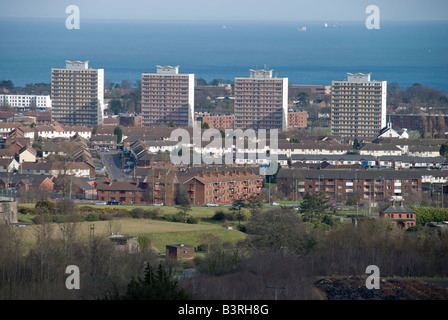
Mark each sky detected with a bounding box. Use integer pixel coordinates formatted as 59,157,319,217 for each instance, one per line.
0,0,447,22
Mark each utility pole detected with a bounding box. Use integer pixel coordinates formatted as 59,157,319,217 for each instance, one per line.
266,285,286,300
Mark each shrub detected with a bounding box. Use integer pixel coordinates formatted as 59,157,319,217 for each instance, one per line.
212,210,234,221
35,200,56,214
99,213,112,221
86,213,100,221
144,208,160,219
130,208,145,219
186,216,198,224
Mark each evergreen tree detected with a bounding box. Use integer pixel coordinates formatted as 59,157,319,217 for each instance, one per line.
121,263,190,300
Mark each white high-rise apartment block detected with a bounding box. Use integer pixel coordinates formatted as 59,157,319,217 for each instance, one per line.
0,94,52,111
51,61,104,127
234,69,288,131
141,66,194,127
331,73,387,139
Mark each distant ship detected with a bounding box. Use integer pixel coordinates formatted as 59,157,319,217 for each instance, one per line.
297,26,307,32
323,23,328,28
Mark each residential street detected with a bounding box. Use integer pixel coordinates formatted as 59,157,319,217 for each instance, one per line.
100,150,129,182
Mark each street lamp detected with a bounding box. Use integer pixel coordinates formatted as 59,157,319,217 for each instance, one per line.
442,184,446,208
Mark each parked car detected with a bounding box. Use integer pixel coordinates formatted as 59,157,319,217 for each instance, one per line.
93,201,107,205
107,199,121,205
271,201,280,206
206,202,219,207
290,205,300,210
153,202,164,206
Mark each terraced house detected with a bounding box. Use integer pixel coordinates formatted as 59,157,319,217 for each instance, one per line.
95,180,148,204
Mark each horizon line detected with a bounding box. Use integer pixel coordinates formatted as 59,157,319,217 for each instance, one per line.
1,16,448,23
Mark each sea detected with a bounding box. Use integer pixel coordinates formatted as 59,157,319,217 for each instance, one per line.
0,17,447,90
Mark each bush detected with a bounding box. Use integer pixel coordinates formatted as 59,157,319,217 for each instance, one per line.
186,216,198,224
99,213,112,221
86,213,100,221
35,200,56,214
212,210,234,221
144,208,160,219
130,208,145,219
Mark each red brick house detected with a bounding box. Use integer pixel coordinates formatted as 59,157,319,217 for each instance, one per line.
180,168,263,205
166,244,194,260
379,200,416,229
96,180,148,204
9,174,55,191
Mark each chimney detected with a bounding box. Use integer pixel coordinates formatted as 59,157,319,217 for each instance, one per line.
400,200,404,207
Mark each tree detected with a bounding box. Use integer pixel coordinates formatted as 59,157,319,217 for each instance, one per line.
109,99,122,115
114,126,123,144
246,194,264,215
121,263,190,300
299,191,332,223
175,203,192,222
230,195,246,224
201,122,210,129
440,143,448,159
174,185,190,205
419,111,428,138
196,78,207,86
437,112,446,139
246,208,316,255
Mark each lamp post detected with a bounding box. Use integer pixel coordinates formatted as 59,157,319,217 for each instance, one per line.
442,184,445,209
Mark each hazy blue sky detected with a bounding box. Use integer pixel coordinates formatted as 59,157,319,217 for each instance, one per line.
1,0,447,21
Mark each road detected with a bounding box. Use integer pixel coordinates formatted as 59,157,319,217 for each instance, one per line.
100,150,130,182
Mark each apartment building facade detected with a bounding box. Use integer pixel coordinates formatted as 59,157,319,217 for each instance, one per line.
182,168,263,205
141,66,194,127
51,61,105,127
277,169,422,202
287,111,308,129
195,112,235,130
234,69,288,131
331,73,387,139
0,94,52,111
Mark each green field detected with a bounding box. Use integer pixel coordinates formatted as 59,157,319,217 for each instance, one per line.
16,200,358,254
17,203,247,254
